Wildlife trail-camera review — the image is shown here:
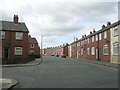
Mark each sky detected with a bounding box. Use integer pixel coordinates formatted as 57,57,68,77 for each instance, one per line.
0,0,119,48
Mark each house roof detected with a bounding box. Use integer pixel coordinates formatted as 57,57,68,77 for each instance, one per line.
0,21,29,32
29,37,38,44
69,20,120,45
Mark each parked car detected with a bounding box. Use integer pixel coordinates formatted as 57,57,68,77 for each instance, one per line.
55,54,59,57
51,54,54,56
61,54,66,58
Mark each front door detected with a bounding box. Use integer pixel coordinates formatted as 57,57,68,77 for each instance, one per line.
96,48,98,60
3,48,9,64
4,49,9,59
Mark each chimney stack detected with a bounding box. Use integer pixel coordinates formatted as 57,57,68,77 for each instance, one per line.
102,25,105,29
107,22,111,26
90,31,92,34
13,15,19,24
93,29,96,33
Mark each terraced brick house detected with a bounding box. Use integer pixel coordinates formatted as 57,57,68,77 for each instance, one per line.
0,15,29,64
28,35,40,56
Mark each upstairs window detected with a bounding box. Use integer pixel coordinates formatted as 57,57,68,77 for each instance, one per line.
1,31,5,39
104,31,107,39
99,33,102,40
92,36,94,42
16,32,23,40
87,38,89,43
96,34,98,41
114,28,118,36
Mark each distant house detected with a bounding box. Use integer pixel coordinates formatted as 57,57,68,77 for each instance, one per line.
0,15,29,64
28,35,40,56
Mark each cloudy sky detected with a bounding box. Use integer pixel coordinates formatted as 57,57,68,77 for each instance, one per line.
0,0,119,48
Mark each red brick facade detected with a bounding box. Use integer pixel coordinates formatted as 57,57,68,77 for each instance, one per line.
2,31,29,64
1,15,29,64
28,35,40,55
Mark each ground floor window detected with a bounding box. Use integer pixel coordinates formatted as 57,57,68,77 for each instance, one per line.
103,44,108,55
15,47,23,55
81,48,83,55
87,47,90,55
113,42,119,55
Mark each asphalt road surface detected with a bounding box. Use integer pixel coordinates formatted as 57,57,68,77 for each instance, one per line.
2,56,118,88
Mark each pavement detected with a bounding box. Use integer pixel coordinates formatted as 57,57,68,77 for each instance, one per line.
0,78,17,90
1,58,43,89
66,57,119,68
2,58,43,67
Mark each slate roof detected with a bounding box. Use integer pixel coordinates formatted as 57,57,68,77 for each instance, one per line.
0,20,29,32
29,37,38,44
69,20,120,45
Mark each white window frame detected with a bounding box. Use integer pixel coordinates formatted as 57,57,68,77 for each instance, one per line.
30,44,35,48
114,28,118,36
15,47,22,55
113,42,119,55
87,47,90,55
104,31,107,39
92,36,94,42
88,38,89,43
99,33,102,40
96,34,98,41
16,32,23,40
1,31,5,39
103,45,108,55
91,47,95,55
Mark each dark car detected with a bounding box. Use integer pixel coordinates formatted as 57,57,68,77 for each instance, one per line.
55,54,59,57
51,54,54,56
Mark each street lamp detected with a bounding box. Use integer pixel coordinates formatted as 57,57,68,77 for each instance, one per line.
41,36,44,60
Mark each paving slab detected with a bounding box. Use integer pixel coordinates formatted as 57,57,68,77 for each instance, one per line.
0,78,17,90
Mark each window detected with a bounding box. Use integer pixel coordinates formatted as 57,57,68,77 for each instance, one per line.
77,42,80,47
103,45,108,55
87,47,90,55
16,32,23,40
92,36,94,42
1,31,5,39
15,47,22,55
99,33,101,40
104,31,107,39
91,47,95,55
114,28,118,36
113,42,119,55
88,38,89,43
81,48,83,55
96,34,98,41
30,44,35,48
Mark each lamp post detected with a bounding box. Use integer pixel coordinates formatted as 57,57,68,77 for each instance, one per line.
41,36,44,60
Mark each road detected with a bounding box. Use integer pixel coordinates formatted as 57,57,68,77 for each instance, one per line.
2,56,118,88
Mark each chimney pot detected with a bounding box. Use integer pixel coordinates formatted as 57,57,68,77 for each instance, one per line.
107,22,111,26
93,29,96,33
13,15,19,24
102,25,105,29
90,31,92,34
